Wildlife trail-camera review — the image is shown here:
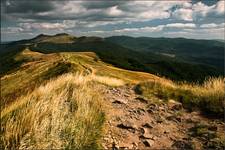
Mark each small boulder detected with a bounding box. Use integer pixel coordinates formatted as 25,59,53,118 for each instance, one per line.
142,139,154,147
147,103,159,112
139,128,156,140
147,109,154,114
117,121,137,133
142,123,153,129
136,108,146,115
140,134,156,140
168,99,182,111
135,97,148,103
166,115,182,123
112,98,127,104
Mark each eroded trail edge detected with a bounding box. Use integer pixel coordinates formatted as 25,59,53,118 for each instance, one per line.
101,85,225,149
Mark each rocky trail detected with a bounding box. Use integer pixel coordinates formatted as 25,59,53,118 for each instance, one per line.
101,85,225,149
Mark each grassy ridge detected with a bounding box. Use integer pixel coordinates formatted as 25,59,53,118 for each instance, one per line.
1,50,157,110
28,38,222,82
1,51,67,108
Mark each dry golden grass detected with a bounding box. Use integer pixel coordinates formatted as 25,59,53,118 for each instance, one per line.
62,52,159,84
1,73,105,149
194,77,225,96
135,77,225,116
91,74,125,87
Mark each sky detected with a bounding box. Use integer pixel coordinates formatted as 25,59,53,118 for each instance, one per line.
1,0,225,41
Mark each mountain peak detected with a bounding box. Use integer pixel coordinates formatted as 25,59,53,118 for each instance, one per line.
35,34,51,38
30,33,75,43
55,33,70,36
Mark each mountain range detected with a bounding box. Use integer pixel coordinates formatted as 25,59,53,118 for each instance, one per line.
1,33,224,82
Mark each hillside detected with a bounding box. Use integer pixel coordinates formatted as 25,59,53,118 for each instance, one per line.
1,47,225,149
0,48,158,108
1,34,223,82
106,36,224,71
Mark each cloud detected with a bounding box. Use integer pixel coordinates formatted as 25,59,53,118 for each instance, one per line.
1,27,24,34
19,22,66,30
2,1,223,24
3,0,55,14
1,1,183,22
138,10,170,20
200,23,225,28
88,22,196,35
215,0,225,14
173,8,193,21
105,6,124,17
172,1,225,22
192,1,215,17
114,25,164,33
165,23,196,28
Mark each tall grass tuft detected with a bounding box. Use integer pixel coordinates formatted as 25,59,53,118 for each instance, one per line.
0,73,105,149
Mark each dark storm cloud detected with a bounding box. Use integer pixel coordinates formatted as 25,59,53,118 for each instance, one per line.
1,0,56,23
2,0,55,13
1,0,127,21
82,1,126,9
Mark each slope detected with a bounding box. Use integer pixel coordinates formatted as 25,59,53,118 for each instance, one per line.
106,36,224,71
1,49,224,149
1,48,158,108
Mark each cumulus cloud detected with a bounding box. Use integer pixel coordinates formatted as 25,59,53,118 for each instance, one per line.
192,2,215,17
106,6,124,17
2,1,223,24
172,1,225,21
173,8,193,21
215,0,225,14
1,1,184,22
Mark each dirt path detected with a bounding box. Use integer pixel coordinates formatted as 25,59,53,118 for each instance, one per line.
101,85,225,149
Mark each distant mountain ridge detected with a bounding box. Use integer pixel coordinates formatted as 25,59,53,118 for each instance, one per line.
105,36,224,70
0,33,224,82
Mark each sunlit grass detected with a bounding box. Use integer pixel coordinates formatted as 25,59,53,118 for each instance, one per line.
1,73,105,149
91,74,125,87
135,77,225,116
